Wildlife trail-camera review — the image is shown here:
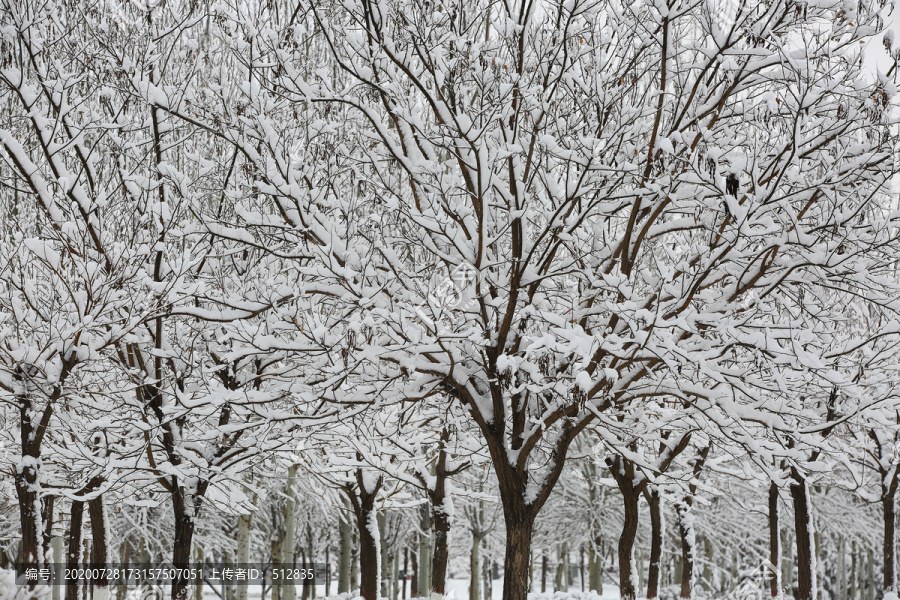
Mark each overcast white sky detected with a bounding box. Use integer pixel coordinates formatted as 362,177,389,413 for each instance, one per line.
864,4,900,79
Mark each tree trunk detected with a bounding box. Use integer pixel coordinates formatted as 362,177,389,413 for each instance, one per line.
15,452,42,572
42,496,55,564
588,541,602,594
541,550,548,593
279,466,299,600
838,536,846,600
307,522,316,600
470,534,482,600
501,517,534,600
599,544,604,595
356,505,379,600
431,496,450,598
884,494,896,593
172,489,201,600
379,512,390,599
580,546,585,593
52,531,64,600
272,518,285,600
224,548,236,600
66,500,84,600
346,470,382,600
646,489,662,599
236,511,253,600
554,544,564,592
702,538,713,592
326,547,332,596
300,549,309,600
351,530,359,593
618,485,640,600
411,546,418,598
403,547,409,600
391,551,399,600
769,482,780,598
783,529,793,595
16,388,57,581
867,547,875,600
673,552,682,593
418,505,432,599
790,477,816,600
482,553,491,600
281,465,300,600
89,496,110,600
530,551,534,594
339,508,352,594
676,502,694,599
194,545,204,600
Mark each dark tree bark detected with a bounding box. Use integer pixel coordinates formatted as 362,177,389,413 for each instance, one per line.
171,486,208,600
411,546,418,598
884,494,896,593
456,381,584,600
675,506,692,600
89,496,110,599
14,359,75,579
580,546,585,593
300,549,309,600
769,481,780,598
16,396,47,574
869,429,900,594
541,551,548,593
645,488,662,599
676,455,713,600
413,428,465,598
790,472,814,600
609,435,692,600
503,516,534,600
66,501,84,600
616,478,640,600
429,432,452,597
42,496,55,562
346,469,383,600
784,392,839,600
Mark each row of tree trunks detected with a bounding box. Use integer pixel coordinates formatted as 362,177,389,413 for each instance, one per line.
610,435,692,600
42,454,899,600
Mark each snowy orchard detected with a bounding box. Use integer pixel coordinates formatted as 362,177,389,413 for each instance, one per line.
1,1,900,600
